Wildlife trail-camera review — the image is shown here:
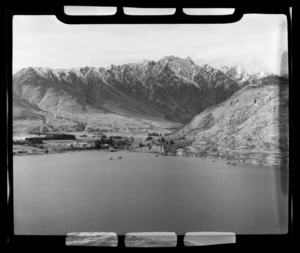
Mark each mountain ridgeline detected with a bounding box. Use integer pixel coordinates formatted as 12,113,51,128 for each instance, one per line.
13,56,259,124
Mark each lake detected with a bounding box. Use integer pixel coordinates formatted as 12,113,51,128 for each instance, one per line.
13,150,288,235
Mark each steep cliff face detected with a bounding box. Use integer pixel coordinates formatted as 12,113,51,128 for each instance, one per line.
174,76,288,166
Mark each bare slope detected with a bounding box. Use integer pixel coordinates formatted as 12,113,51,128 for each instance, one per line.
175,76,289,166
13,91,45,120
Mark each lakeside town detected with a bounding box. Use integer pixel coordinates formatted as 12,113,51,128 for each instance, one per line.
13,132,246,166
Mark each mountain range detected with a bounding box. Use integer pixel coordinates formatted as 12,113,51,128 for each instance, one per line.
12,56,288,166
13,56,273,127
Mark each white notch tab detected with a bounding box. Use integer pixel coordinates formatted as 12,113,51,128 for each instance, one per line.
183,8,235,16
64,6,117,16
125,232,177,247
184,232,236,246
123,7,176,16
66,232,118,247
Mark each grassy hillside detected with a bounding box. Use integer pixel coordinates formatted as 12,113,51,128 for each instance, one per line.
170,77,289,167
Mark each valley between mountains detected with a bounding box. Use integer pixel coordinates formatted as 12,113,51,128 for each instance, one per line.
12,56,289,167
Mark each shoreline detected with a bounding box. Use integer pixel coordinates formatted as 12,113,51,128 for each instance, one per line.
12,133,287,168
12,145,282,169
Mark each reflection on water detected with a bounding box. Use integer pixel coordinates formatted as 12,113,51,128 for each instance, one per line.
13,151,288,235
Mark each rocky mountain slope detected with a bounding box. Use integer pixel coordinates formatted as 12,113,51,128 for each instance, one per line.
172,76,288,167
13,91,44,120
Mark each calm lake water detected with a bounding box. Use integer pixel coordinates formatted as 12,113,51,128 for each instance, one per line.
13,150,288,235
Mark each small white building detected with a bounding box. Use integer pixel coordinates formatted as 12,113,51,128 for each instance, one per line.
73,142,93,148
176,148,186,156
78,143,88,147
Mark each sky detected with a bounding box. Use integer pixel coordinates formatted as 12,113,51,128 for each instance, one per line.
13,14,288,75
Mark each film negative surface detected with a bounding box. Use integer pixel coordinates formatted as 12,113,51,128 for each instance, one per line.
6,3,294,249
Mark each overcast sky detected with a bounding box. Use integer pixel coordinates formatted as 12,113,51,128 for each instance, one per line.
13,14,288,75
